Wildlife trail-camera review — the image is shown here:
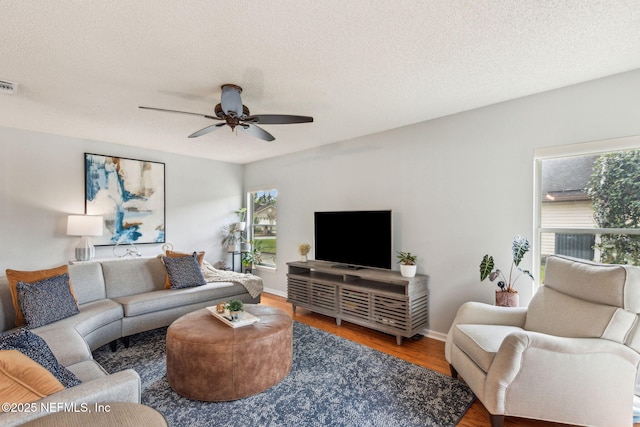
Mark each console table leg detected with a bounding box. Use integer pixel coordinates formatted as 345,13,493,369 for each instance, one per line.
396,336,403,345
336,317,341,326
292,304,297,314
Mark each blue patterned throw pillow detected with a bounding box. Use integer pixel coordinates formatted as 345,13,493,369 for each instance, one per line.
16,273,79,329
164,252,207,289
0,328,81,388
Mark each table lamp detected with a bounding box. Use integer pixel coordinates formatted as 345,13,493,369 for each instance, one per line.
67,215,104,261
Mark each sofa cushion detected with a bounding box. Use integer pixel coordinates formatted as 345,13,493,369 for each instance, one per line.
0,329,81,388
101,258,167,298
6,265,79,327
68,262,107,304
30,299,122,366
453,324,524,373
163,251,205,289
163,254,207,289
17,273,79,329
113,282,240,317
0,350,64,408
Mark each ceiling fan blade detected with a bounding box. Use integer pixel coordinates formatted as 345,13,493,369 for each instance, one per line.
188,122,227,138
139,106,220,121
239,124,275,142
245,114,314,125
220,84,244,117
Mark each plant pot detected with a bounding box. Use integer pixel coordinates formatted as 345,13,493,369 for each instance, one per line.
495,290,519,307
300,255,308,262
236,222,246,231
230,311,240,321
227,244,237,253
400,264,417,278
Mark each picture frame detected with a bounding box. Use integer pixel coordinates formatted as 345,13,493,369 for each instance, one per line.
85,153,166,246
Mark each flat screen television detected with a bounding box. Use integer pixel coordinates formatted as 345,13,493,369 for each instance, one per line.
314,210,392,270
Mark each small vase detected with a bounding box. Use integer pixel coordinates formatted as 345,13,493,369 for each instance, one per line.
230,311,240,321
495,290,519,307
300,255,308,262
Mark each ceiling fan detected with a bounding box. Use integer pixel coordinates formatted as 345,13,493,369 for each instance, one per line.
139,84,313,141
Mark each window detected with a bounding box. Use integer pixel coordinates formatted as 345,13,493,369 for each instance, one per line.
535,137,640,281
248,189,277,268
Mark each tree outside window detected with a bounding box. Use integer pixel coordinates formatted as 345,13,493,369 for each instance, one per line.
538,148,640,278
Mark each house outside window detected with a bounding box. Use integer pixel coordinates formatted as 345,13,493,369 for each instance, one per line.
535,139,640,282
248,189,277,268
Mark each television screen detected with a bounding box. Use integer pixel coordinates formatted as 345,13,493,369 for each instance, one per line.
314,210,392,270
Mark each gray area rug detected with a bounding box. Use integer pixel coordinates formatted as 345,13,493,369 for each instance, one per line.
93,322,475,427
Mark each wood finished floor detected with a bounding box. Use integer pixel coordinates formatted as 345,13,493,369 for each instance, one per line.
261,292,633,427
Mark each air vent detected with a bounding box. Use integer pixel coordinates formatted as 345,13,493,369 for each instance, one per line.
0,80,18,95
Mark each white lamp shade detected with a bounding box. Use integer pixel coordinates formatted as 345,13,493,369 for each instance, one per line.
67,215,103,237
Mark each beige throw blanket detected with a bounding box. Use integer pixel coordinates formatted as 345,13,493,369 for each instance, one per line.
200,261,263,298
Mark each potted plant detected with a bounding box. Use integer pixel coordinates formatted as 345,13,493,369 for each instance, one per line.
241,240,264,271
226,299,244,321
479,235,534,307
219,223,241,252
298,243,311,262
396,251,417,278
234,208,247,231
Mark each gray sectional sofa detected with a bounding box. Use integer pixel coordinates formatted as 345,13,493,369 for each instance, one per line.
0,256,262,425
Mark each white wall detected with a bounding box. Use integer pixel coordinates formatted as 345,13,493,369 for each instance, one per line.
245,68,640,339
0,127,244,273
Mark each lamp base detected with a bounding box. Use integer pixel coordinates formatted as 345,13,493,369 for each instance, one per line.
75,237,95,261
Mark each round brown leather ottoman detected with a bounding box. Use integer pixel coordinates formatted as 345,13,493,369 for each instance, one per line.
166,304,293,401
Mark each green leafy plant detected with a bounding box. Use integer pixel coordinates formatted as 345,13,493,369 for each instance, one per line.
241,240,264,268
226,300,244,312
219,223,241,248
234,208,247,222
396,251,417,265
480,235,534,293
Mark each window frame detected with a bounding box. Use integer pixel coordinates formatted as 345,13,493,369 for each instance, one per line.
533,135,640,283
247,189,278,270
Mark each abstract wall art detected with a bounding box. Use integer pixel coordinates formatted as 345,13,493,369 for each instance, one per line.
85,153,165,245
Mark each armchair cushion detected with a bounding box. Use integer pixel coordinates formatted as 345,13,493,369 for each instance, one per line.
524,286,619,339
453,325,523,373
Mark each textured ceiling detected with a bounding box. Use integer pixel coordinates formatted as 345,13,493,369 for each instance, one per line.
1,1,640,164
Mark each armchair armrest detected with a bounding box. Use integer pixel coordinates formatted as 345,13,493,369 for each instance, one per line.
0,369,141,427
445,302,527,361
484,331,639,426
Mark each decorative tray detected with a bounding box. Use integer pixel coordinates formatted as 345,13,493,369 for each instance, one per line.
206,306,260,328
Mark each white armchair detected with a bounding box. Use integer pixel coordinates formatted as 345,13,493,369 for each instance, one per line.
445,255,640,427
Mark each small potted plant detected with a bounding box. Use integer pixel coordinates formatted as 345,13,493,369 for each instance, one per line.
234,208,247,231
298,243,311,262
226,300,244,321
219,223,241,252
396,251,417,278
480,235,534,307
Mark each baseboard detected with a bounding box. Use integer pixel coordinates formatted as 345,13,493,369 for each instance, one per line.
263,289,448,342
264,287,287,298
421,329,447,342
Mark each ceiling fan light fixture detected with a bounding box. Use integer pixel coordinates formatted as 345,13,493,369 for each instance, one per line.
220,84,244,117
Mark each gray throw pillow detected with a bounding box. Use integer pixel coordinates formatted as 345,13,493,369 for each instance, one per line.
16,273,80,329
164,252,207,289
0,328,81,388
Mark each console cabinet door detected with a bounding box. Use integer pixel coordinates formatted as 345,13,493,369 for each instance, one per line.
372,294,408,333
287,276,310,306
339,287,370,321
310,281,338,315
